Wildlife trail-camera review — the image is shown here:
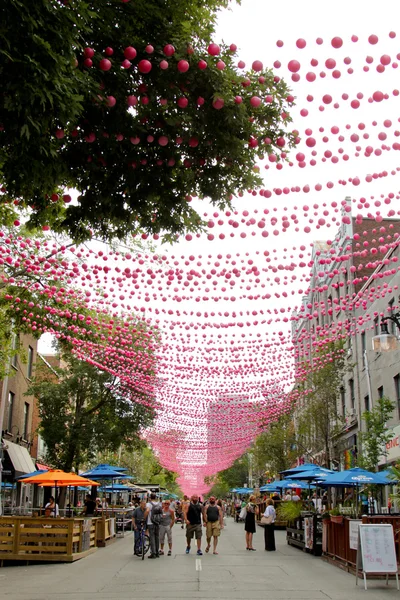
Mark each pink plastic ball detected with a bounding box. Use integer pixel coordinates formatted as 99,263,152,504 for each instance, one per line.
127,95,138,106
158,136,169,146
250,96,261,108
198,60,207,70
216,60,226,70
124,47,137,60
138,60,152,74
107,96,116,107
252,60,263,71
373,90,384,102
99,58,112,71
230,43,237,52
84,48,94,58
238,60,245,69
331,37,343,48
368,34,379,45
234,96,242,104
164,44,175,56
121,59,131,69
296,39,306,49
177,97,188,108
145,45,154,54
83,58,92,68
208,43,220,56
213,98,224,109
160,60,169,70
177,60,189,73
288,60,300,73
105,47,114,56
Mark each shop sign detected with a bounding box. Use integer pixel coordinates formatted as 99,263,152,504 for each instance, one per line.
379,425,400,465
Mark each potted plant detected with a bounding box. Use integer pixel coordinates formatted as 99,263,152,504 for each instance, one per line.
278,501,304,526
329,507,344,524
321,511,331,521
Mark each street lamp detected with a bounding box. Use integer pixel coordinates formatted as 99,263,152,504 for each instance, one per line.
372,313,400,352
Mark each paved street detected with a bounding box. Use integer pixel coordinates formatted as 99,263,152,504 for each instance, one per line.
0,518,398,600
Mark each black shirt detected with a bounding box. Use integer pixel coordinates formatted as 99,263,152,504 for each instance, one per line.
84,499,97,516
187,502,202,525
206,505,220,522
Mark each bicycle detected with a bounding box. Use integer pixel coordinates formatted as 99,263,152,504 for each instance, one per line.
134,522,150,560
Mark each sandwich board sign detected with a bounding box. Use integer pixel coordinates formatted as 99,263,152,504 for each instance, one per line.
355,524,399,590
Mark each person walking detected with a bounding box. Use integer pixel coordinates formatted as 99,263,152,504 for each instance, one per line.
244,495,258,551
263,499,276,551
181,495,190,529
132,499,148,548
159,500,175,556
204,496,224,554
146,493,162,559
184,494,203,555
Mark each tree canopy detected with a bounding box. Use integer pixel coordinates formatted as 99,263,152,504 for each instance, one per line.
27,350,155,473
1,0,295,242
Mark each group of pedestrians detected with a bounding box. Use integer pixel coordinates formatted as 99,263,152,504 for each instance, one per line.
132,493,225,558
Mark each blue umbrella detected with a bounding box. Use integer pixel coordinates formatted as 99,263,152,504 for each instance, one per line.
378,469,399,484
99,484,132,492
1,482,13,489
275,479,315,490
280,463,318,476
320,467,388,487
260,483,280,493
287,467,334,481
17,469,48,480
81,465,132,479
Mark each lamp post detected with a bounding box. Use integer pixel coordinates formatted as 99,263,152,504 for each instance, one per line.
372,312,400,352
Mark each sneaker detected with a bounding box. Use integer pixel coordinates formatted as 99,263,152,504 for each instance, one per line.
197,549,203,556
167,550,171,556
185,546,190,554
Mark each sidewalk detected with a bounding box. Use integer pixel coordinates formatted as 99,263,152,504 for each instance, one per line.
0,518,398,599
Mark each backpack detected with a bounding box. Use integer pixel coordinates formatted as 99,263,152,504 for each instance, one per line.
150,502,163,525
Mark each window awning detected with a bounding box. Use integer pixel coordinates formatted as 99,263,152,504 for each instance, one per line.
4,441,35,477
36,462,49,471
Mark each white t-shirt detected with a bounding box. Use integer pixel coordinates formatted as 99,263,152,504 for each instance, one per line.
263,505,276,523
291,494,300,502
45,502,59,517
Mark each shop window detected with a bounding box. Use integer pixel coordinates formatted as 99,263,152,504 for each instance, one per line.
23,403,30,439
340,387,346,416
27,346,34,379
7,392,14,431
349,378,355,410
378,385,384,399
364,395,370,413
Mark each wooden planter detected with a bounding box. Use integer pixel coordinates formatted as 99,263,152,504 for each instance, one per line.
330,515,344,524
0,516,97,565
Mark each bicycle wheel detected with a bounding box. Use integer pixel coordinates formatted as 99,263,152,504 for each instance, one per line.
142,534,150,560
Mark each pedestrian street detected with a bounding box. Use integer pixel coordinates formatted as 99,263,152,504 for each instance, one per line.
0,518,398,600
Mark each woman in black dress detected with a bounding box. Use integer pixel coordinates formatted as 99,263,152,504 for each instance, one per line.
244,495,259,551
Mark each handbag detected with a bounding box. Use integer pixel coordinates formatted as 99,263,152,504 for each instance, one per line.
261,515,273,525
239,507,247,520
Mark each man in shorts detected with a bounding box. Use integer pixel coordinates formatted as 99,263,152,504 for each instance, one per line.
203,496,224,554
183,494,203,555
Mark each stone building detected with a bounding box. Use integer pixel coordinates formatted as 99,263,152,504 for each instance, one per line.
291,197,400,469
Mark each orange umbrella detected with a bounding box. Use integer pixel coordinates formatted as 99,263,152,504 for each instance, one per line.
22,469,100,487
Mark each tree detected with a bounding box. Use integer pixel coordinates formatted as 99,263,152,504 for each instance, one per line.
1,0,295,242
27,351,155,474
295,340,346,468
253,413,297,478
358,396,395,471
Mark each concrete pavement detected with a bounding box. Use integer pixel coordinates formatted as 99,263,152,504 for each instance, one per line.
0,517,398,599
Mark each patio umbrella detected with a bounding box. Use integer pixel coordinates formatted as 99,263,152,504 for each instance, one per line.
275,479,316,490
320,467,388,487
22,470,100,487
320,467,388,515
81,465,132,513
259,483,280,493
17,469,48,480
280,463,318,477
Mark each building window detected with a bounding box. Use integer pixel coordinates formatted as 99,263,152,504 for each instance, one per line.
7,392,14,431
23,403,30,439
378,386,384,399
349,378,355,409
388,298,396,335
395,374,400,418
364,395,370,413
340,386,345,416
361,331,366,355
27,346,34,379
373,316,380,337
11,332,18,368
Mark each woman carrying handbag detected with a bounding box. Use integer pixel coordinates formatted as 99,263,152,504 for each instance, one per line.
244,495,259,551
261,498,276,551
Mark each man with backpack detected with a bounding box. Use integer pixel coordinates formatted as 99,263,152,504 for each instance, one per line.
146,493,163,558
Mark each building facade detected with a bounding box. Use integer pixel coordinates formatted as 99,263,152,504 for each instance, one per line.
291,197,400,470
